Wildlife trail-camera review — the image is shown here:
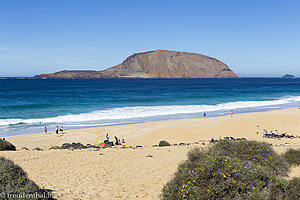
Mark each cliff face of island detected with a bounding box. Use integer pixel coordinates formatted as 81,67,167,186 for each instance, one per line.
281,74,296,79
33,50,238,79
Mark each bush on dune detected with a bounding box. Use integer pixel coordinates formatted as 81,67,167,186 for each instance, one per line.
0,157,53,199
267,177,300,200
210,140,289,176
162,140,300,200
0,140,16,151
283,148,300,166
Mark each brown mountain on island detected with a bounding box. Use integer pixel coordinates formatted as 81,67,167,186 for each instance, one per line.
33,50,238,79
281,74,296,79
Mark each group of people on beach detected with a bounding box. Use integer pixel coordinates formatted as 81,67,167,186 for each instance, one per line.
262,128,282,135
44,126,64,134
106,133,125,145
256,125,284,137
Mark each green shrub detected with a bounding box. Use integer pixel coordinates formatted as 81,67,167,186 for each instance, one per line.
162,140,299,200
283,148,300,166
159,140,171,147
0,140,16,151
210,140,289,176
0,157,53,199
266,177,300,200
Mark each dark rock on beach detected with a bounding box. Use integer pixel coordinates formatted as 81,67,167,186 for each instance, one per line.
60,142,99,150
236,138,247,141
33,147,43,151
263,132,296,139
210,137,246,143
159,140,171,147
224,136,235,141
49,146,60,150
210,138,219,143
59,142,100,150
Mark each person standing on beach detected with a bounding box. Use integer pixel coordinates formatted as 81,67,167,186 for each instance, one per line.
55,126,59,134
230,110,234,117
115,136,119,145
106,133,110,141
263,129,268,137
256,125,259,134
44,127,47,134
203,113,206,118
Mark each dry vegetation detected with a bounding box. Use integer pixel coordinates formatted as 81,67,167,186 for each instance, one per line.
162,140,300,200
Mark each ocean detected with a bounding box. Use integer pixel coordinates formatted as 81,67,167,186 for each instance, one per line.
1,78,300,137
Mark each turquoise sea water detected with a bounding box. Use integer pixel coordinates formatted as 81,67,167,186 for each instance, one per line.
1,78,300,137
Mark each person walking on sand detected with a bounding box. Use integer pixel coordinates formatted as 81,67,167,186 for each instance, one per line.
106,133,110,140
256,125,259,134
44,127,47,134
55,126,59,134
230,110,234,117
203,113,206,118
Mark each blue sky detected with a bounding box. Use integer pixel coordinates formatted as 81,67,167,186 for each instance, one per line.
0,0,299,77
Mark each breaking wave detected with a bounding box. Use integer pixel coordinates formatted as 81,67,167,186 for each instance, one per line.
1,96,300,127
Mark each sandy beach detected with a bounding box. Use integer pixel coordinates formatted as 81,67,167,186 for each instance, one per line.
1,108,300,199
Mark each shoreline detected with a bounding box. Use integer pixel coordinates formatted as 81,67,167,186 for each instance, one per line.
2,93,300,138
5,107,300,150
2,105,293,138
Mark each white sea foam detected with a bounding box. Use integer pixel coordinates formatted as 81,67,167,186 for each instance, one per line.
1,96,300,126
